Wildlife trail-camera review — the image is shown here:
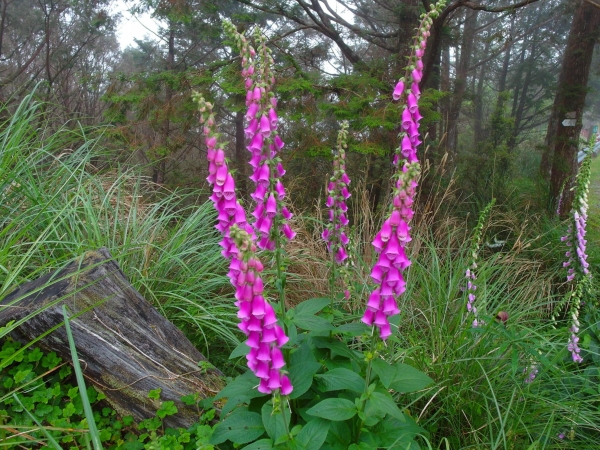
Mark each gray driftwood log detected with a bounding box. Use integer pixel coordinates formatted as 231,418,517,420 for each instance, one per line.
0,248,223,428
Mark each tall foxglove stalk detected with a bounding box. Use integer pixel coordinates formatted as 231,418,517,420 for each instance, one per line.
464,199,495,327
224,20,295,319
559,151,593,363
362,1,446,340
193,93,292,395
322,121,352,300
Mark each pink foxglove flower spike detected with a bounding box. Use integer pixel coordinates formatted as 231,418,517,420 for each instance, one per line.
558,151,593,363
322,121,353,301
193,92,292,395
362,3,445,340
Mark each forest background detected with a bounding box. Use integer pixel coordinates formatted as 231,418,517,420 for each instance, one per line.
0,0,598,211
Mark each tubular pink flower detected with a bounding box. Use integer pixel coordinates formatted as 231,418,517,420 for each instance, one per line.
206,136,217,148
407,93,418,114
393,80,405,100
246,102,259,120
401,108,413,130
214,148,225,166
412,68,422,83
280,375,293,395
259,115,271,137
268,108,278,127
248,132,264,153
266,193,277,218
245,119,259,138
401,135,413,156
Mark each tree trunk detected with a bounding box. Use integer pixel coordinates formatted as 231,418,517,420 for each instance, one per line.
508,40,536,152
473,40,491,146
446,9,478,162
0,248,223,429
543,1,600,214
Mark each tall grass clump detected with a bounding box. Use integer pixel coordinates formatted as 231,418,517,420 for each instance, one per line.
0,91,237,360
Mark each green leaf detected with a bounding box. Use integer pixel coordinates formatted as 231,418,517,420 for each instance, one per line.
180,393,198,406
368,392,405,421
13,368,32,384
62,403,77,418
333,323,369,336
315,368,364,393
157,401,178,418
306,398,357,421
295,418,330,450
242,439,275,449
312,337,361,362
294,298,331,316
289,342,321,399
215,371,265,415
41,352,61,369
261,401,290,442
27,348,43,362
376,416,425,448
389,363,433,393
210,410,265,445
327,420,351,447
35,403,54,417
148,388,161,400
372,360,433,393
371,359,396,389
230,341,250,359
293,315,334,332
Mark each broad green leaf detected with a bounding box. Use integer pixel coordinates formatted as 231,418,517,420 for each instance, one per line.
295,418,330,450
261,400,290,442
312,337,362,362
293,314,335,332
215,371,265,415
289,341,321,399
289,360,321,400
306,398,357,421
294,298,331,316
371,359,396,389
315,368,364,393
333,323,369,336
389,363,433,393
229,341,249,359
373,359,433,393
210,410,265,445
368,392,405,421
326,420,351,447
377,415,425,448
242,438,275,449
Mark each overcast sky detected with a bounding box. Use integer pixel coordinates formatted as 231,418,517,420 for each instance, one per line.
113,1,159,49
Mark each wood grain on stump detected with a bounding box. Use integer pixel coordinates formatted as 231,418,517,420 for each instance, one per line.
0,248,223,428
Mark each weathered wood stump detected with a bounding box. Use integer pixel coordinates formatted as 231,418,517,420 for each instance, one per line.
0,248,223,428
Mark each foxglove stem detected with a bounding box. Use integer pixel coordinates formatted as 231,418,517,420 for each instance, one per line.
355,333,376,442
